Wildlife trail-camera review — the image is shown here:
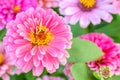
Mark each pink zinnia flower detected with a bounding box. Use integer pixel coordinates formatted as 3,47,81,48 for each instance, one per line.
0,42,15,80
4,7,72,76
64,33,120,80
59,0,115,28
111,44,120,76
0,0,37,30
36,75,65,80
37,0,60,9
80,33,120,76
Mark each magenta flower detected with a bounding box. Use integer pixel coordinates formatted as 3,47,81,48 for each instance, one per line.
64,33,120,80
0,0,37,30
80,33,120,76
36,75,65,80
59,0,115,28
37,0,60,9
0,42,15,80
4,7,72,76
110,44,120,76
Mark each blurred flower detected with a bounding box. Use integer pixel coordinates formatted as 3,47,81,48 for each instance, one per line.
0,42,15,80
64,63,74,80
64,33,120,80
111,44,120,76
37,0,60,9
4,7,72,76
59,0,115,28
36,75,65,80
80,33,120,76
0,0,37,30
113,0,120,14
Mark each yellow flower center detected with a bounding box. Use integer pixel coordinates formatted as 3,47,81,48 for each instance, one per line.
80,0,96,8
30,26,54,46
0,53,4,65
13,5,21,13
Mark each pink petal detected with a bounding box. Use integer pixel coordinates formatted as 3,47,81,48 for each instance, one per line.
2,74,10,80
23,60,33,73
24,52,32,62
31,46,38,56
39,46,46,55
16,44,32,57
33,64,44,76
33,55,40,67
46,46,57,57
79,13,90,28
65,7,80,15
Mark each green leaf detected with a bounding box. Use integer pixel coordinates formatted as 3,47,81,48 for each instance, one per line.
70,23,88,37
95,15,120,43
107,76,120,80
10,73,26,80
25,71,36,80
71,62,96,80
0,28,6,41
67,38,102,62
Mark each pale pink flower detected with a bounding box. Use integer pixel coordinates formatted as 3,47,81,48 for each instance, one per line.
113,0,120,14
37,0,60,9
0,0,37,30
0,42,15,80
36,75,65,80
4,7,72,76
59,0,115,28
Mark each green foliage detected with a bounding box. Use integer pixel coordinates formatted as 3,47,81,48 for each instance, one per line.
95,15,120,43
70,23,88,37
93,71,101,80
0,28,6,41
107,76,120,80
67,38,103,62
25,71,36,80
10,74,25,80
71,62,96,80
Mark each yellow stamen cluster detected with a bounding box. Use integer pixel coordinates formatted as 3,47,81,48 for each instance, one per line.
80,0,96,8
13,5,21,13
0,53,4,65
30,26,54,46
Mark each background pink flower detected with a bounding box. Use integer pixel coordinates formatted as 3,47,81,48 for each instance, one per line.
0,0,37,30
64,33,120,80
59,0,115,28
113,0,120,14
80,33,120,76
4,7,72,76
0,42,15,80
37,0,60,9
36,75,65,80
64,63,74,80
